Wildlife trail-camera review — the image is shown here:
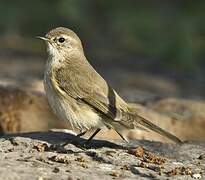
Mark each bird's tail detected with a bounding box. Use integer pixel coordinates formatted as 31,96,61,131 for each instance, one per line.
119,105,182,144
134,113,182,144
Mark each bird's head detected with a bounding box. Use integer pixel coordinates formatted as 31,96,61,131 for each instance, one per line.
37,27,84,58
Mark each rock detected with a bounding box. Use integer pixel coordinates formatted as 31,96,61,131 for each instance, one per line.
0,131,204,179
1,84,205,143
0,85,66,133
150,98,205,140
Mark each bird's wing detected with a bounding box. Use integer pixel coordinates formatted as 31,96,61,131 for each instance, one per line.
51,64,127,121
81,88,125,121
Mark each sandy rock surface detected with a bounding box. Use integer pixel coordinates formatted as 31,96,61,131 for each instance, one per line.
0,131,204,180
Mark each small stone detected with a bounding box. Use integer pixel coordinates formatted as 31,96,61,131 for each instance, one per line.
198,154,205,160
9,137,20,146
138,161,148,168
33,143,48,152
128,146,144,157
49,155,71,164
120,165,129,170
53,167,60,173
143,152,166,165
192,173,202,179
109,172,119,177
105,150,116,157
149,173,157,178
165,166,193,176
128,146,166,165
75,156,86,162
80,163,88,168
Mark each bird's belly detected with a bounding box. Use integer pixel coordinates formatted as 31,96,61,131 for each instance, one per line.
44,78,105,130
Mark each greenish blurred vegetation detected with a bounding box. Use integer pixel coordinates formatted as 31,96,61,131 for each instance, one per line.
0,0,205,78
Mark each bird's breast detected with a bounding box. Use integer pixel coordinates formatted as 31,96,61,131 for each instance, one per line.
43,65,105,130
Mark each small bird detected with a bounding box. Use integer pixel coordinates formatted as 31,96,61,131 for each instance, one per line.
38,27,182,144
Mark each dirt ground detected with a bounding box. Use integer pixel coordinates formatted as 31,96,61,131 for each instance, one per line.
0,131,204,180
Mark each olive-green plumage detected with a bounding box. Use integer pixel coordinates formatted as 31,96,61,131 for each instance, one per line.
39,27,182,144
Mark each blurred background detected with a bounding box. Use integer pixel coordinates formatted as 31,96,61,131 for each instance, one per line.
0,0,205,141
0,0,205,98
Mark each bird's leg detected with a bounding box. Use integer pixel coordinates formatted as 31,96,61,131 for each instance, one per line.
85,128,101,144
56,129,100,149
77,130,87,137
116,130,129,143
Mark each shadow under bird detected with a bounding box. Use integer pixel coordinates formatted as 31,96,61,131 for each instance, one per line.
38,27,182,144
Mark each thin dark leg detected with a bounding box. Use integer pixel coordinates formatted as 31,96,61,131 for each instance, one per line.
116,131,129,143
86,128,101,143
59,129,100,148
77,131,87,137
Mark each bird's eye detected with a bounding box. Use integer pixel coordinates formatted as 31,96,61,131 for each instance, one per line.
58,37,65,43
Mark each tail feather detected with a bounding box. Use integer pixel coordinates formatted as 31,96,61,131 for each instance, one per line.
135,114,182,144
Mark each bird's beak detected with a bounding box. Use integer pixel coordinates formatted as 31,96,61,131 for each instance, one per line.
36,36,51,43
